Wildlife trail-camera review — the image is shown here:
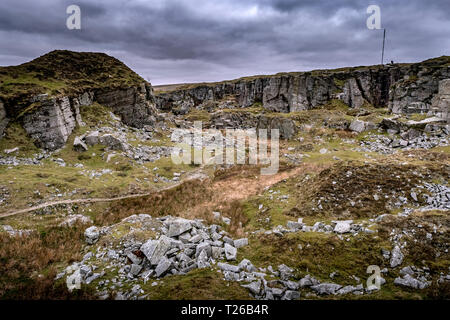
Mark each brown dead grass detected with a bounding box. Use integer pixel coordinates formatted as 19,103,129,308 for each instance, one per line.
0,223,96,299
96,178,214,225
103,164,303,237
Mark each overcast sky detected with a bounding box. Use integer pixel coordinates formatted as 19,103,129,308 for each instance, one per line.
0,0,449,85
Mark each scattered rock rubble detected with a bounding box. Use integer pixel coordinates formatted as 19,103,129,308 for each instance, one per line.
55,214,412,300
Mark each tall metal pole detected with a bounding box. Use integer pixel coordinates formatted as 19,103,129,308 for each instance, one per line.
381,28,386,65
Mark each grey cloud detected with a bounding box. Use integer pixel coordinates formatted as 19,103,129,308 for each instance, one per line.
0,0,449,84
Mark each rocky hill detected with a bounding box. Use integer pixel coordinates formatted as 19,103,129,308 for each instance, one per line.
155,56,450,117
0,50,157,150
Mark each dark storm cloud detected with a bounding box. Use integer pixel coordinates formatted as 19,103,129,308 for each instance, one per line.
0,0,449,84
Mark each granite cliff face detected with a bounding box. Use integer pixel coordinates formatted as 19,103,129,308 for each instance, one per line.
0,51,158,150
155,56,450,116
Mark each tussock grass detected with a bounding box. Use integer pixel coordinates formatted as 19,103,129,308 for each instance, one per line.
0,223,96,299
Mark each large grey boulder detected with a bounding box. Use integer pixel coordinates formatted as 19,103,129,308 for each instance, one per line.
155,257,172,277
311,283,342,295
333,221,352,234
84,131,100,145
394,274,429,289
141,235,172,265
238,259,256,272
73,136,88,152
224,243,237,261
299,274,319,287
195,242,212,258
196,249,210,269
349,119,366,133
167,218,192,238
84,226,100,244
349,120,376,133
278,264,294,280
217,262,240,273
390,245,404,268
84,131,129,151
282,290,300,300
100,134,129,151
234,238,249,248
241,280,261,295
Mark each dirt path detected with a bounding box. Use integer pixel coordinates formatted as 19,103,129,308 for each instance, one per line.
0,165,309,220
0,170,209,219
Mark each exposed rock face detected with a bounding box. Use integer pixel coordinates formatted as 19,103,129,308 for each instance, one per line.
430,79,450,123
0,100,9,137
5,82,157,151
96,83,157,128
22,95,78,150
389,61,450,115
155,57,450,115
210,111,297,139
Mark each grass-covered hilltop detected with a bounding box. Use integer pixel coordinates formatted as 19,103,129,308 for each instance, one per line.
0,51,449,300
0,50,147,116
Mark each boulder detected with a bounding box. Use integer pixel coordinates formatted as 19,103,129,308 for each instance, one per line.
168,218,192,238
349,119,367,133
278,264,293,280
238,259,256,272
394,274,429,289
333,221,352,234
217,262,240,273
155,257,172,277
99,134,129,151
85,131,100,145
73,136,88,152
310,283,342,295
299,274,319,287
196,250,210,269
84,226,100,244
241,280,261,296
141,236,172,265
224,243,237,261
195,242,212,258
234,238,249,248
282,290,300,300
84,131,128,151
390,245,404,268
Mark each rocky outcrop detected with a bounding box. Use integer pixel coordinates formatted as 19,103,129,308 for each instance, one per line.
155,57,450,115
430,79,450,123
0,100,9,137
22,95,78,150
389,60,450,115
95,83,157,128
4,82,157,151
210,111,297,139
